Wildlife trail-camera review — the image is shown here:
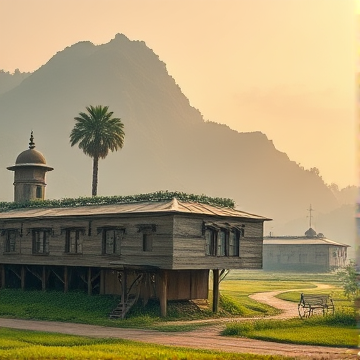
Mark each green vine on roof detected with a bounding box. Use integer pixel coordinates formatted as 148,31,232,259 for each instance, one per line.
0,191,235,212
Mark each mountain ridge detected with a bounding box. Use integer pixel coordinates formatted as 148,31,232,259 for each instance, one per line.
0,33,352,249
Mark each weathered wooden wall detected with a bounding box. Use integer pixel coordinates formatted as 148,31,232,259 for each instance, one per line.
172,215,264,269
263,244,347,271
165,270,209,300
327,246,347,268
103,269,209,300
0,210,266,301
0,214,174,268
0,213,264,270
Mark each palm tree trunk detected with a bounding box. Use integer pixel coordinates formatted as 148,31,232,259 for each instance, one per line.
92,156,99,196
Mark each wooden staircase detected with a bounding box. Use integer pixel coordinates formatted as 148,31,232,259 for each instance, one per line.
109,294,137,319
109,272,144,319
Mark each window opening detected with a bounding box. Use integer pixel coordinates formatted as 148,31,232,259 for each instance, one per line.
102,229,123,255
205,228,217,256
65,229,83,254
32,230,50,254
36,186,42,199
205,225,241,257
143,233,153,252
218,230,227,256
5,230,17,253
229,230,240,256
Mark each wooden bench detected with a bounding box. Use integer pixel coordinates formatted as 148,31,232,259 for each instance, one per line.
298,293,334,319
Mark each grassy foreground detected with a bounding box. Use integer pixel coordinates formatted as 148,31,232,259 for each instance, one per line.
220,271,358,348
0,328,294,360
0,270,357,348
0,270,334,327
222,311,358,347
0,289,213,331
1,271,305,331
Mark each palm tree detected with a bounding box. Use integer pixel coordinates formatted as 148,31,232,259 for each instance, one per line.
70,105,125,196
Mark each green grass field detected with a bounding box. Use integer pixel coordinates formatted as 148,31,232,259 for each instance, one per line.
0,270,357,349
222,314,358,347
0,328,295,360
0,275,318,329
0,288,221,331
220,270,358,348
3,270,318,329
224,270,340,283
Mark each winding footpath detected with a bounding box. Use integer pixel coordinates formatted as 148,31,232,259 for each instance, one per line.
1,284,358,359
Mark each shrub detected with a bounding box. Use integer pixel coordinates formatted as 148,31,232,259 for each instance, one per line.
0,191,235,212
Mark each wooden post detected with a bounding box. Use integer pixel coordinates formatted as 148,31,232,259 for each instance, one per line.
21,265,26,290
121,270,127,305
1,265,5,289
100,269,105,295
160,270,168,317
212,269,219,313
42,266,46,291
64,266,68,293
87,267,92,295
142,273,150,307
120,270,127,318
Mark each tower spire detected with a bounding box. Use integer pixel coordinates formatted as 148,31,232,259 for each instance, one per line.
307,204,314,228
29,131,35,149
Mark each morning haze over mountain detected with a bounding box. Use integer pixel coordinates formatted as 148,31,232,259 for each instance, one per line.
0,34,355,251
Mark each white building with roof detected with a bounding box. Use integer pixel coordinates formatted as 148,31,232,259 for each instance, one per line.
263,227,349,272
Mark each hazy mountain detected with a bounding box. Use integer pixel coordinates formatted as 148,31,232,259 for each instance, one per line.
0,69,31,96
329,185,358,206
0,34,352,249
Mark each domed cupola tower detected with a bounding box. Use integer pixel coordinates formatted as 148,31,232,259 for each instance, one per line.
7,132,54,202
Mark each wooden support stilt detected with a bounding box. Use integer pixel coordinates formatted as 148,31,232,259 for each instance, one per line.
1,264,5,289
122,269,127,307
42,266,46,291
212,269,219,313
64,266,68,293
87,267,92,295
142,273,150,307
100,269,105,295
160,270,168,317
21,265,26,290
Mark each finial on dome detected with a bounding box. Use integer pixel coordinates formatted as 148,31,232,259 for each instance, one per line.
29,131,35,149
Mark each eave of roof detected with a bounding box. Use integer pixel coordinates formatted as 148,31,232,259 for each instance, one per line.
263,237,349,247
7,163,54,171
0,198,271,221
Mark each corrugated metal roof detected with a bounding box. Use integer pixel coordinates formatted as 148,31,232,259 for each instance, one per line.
263,237,349,247
0,198,271,221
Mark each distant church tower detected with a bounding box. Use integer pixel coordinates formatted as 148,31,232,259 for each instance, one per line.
7,132,53,202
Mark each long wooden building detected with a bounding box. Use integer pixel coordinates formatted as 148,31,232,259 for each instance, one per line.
0,134,270,317
263,227,349,272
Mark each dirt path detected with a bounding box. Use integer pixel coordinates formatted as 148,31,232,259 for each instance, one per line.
0,283,358,359
249,283,334,320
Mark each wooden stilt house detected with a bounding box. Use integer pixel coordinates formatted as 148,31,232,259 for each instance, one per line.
0,135,270,317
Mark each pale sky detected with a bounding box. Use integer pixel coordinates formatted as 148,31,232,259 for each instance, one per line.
0,0,357,188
